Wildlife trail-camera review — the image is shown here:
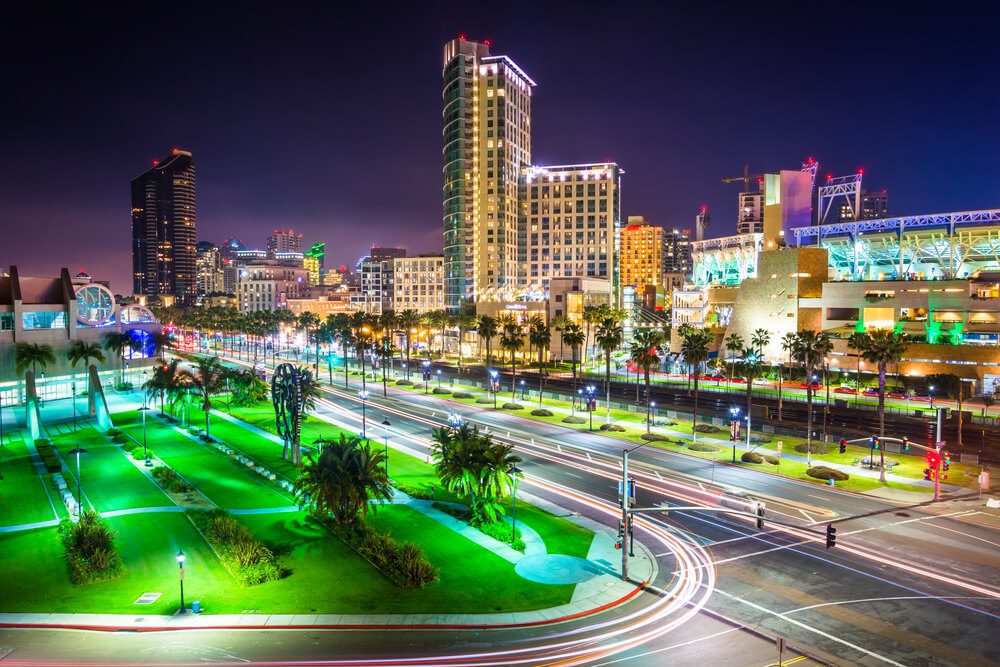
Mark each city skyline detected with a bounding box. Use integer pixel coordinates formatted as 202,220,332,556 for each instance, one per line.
3,3,998,293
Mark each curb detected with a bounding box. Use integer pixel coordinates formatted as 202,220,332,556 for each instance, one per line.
0,582,646,633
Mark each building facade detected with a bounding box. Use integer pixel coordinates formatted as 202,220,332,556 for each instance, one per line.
662,228,693,276
267,229,303,257
131,149,197,304
352,247,407,315
442,37,534,310
304,242,325,286
619,216,663,291
237,263,310,313
195,241,225,296
393,255,445,313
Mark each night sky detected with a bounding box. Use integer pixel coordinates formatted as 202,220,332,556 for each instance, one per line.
3,2,997,293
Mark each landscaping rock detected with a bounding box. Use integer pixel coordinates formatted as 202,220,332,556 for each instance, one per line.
694,423,721,434
432,388,452,395
452,392,473,399
475,397,494,404
395,379,413,386
764,455,780,465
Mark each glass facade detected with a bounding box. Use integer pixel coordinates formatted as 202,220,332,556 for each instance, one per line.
21,311,67,330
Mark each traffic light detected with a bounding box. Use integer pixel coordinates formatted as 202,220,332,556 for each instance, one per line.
755,504,765,530
923,468,932,481
943,453,951,472
839,439,847,454
871,435,880,450
903,436,910,452
825,524,837,548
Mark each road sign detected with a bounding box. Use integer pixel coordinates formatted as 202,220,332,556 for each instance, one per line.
980,471,990,491
776,441,783,456
936,440,946,450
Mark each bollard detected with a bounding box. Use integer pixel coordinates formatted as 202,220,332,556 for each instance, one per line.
828,478,835,487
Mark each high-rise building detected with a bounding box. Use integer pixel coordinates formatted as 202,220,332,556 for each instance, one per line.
236,263,309,313
519,163,623,298
304,242,325,286
131,149,197,303
352,247,407,315
442,36,534,310
837,189,889,223
737,190,764,235
195,241,225,296
663,228,692,275
619,216,663,291
393,255,445,313
266,229,303,258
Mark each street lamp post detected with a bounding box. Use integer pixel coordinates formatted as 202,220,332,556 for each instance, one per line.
649,400,656,427
520,379,526,401
423,361,431,395
510,465,522,545
381,418,391,479
573,388,582,416
71,381,77,432
139,405,149,461
586,385,597,431
436,369,442,389
730,406,741,463
359,390,369,441
68,446,88,520
929,384,935,409
176,550,186,614
490,370,499,409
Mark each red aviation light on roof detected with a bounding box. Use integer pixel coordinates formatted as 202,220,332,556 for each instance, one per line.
483,38,492,47
172,147,180,154
826,173,833,180
339,264,347,272
700,204,708,213
152,159,159,166
806,156,815,164
857,168,865,175
459,33,466,41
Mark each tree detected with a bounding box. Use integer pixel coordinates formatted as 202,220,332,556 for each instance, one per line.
747,329,770,412
499,322,524,400
529,318,551,407
228,368,268,407
298,312,322,374
476,315,498,366
737,346,764,435
144,360,185,415
724,333,745,391
550,314,570,364
582,304,610,369
102,332,138,385
396,310,421,379
855,328,909,481
561,322,586,397
779,331,797,419
179,357,229,440
149,331,176,361
66,340,106,375
15,342,56,381
424,310,450,358
293,434,391,528
680,328,712,439
789,331,833,458
630,330,664,433
595,316,624,421
981,393,995,418
451,313,475,369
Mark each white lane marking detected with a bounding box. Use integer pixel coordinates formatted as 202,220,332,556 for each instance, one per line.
784,595,997,615
927,522,1000,548
564,472,584,480
841,510,974,537
589,626,741,665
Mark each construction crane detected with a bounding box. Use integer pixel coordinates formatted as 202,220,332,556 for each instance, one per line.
721,164,766,191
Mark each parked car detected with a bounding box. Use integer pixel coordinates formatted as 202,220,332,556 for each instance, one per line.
862,388,879,396
834,387,857,394
887,391,905,399
720,488,762,512
911,395,932,402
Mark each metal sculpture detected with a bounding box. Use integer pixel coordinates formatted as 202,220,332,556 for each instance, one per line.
272,363,302,464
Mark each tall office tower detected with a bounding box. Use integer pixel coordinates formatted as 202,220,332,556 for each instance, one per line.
837,189,889,223
195,241,225,296
353,247,407,314
131,149,197,303
442,36,534,310
737,190,764,234
662,228,692,275
519,163,622,299
619,216,664,290
266,229,303,257
304,242,325,286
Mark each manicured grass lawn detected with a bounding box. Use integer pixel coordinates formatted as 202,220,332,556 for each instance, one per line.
115,411,293,510
0,432,60,527
50,427,170,512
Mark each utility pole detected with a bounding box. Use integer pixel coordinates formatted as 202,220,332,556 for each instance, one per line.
621,444,643,580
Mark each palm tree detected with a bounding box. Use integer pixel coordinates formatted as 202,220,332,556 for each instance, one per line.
476,315,498,366
855,328,909,481
431,423,486,506
102,332,138,385
778,332,797,420
562,322,586,398
748,328,771,411
499,322,524,401
179,357,229,440
66,340,106,375
144,360,184,415
529,318,551,408
293,434,392,528
789,330,833,458
594,317,624,421
550,314,570,365
15,342,56,379
333,325,355,388
680,328,712,440
424,310,449,358
395,309,420,379
847,330,868,406
149,331,176,361
630,330,664,433
298,311,322,374
737,346,764,436
582,304,609,370
452,313,476,369
724,333,745,391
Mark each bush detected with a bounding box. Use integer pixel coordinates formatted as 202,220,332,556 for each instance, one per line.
806,466,850,481
356,529,437,589
188,426,201,435
115,382,133,391
395,380,413,386
105,428,123,437
694,424,721,433
764,455,780,465
794,443,828,455
394,484,435,500
111,433,129,445
749,434,772,444
151,466,192,493
502,403,524,410
432,388,451,395
531,409,554,417
640,433,671,442
477,520,526,552
130,446,148,461
475,397,494,404
452,392,473,399
36,443,61,472
59,511,125,585
34,438,51,447
562,416,587,424
599,423,626,432
188,509,282,586
689,442,720,452
742,451,764,464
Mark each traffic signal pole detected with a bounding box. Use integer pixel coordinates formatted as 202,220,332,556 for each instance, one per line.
935,408,944,501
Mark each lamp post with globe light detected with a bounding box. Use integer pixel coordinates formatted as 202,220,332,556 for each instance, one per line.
359,390,369,441
381,418,391,478
176,550,186,614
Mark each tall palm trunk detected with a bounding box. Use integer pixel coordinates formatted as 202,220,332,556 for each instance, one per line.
511,352,517,401
537,346,544,408
692,375,700,441
644,367,652,433
805,360,815,454
878,361,887,482
604,351,611,421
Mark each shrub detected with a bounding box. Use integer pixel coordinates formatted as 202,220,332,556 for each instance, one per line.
432,388,452,395
356,529,437,589
531,409,554,417
807,466,850,481
640,433,671,442
763,455,780,465
34,438,51,447
188,509,282,586
562,416,587,424
794,443,828,455
600,423,626,432
749,434,772,444
36,443,61,472
394,484,435,500
689,442,720,452
110,433,129,445
188,426,201,435
452,392,473,399
501,403,524,410
200,434,216,443
395,380,413,386
742,451,764,464
115,382,133,391
59,511,125,585
151,466,191,493
477,520,526,552
130,446,148,461
105,428,123,437
694,424,721,433
475,397,494,404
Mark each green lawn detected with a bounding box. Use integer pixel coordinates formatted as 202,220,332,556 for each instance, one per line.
115,411,293,510
51,427,171,512
0,432,61,527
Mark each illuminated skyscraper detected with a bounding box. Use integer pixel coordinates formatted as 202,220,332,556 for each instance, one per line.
442,36,534,310
267,229,302,257
131,149,197,303
304,242,325,286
